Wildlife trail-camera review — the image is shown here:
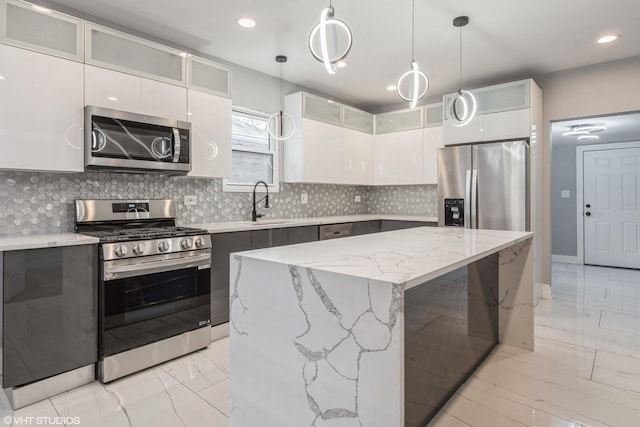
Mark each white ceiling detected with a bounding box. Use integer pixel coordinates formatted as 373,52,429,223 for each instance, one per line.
44,0,640,111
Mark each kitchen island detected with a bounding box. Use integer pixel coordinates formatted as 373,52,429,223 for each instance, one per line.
229,227,533,427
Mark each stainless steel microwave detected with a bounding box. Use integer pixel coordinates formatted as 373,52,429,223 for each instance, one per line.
85,106,191,174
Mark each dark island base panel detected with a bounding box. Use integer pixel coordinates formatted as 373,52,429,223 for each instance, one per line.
404,259,499,426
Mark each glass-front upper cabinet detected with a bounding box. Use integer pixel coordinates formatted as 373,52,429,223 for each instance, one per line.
86,23,186,85
343,105,374,134
443,79,531,119
0,0,83,60
424,103,443,127
187,55,231,98
302,93,342,126
375,107,423,134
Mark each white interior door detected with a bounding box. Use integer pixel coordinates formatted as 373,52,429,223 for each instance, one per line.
583,147,640,268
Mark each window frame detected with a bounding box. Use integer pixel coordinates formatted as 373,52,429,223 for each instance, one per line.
223,106,280,193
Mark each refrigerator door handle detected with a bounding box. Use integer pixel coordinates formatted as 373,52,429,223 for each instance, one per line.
471,169,478,229
465,169,472,228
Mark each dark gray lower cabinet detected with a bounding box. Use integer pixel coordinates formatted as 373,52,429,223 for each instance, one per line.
287,226,319,244
210,231,252,327
2,245,98,389
381,220,437,231
251,229,288,249
351,220,381,236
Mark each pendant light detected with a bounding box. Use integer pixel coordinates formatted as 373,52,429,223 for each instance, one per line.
447,16,477,127
267,55,295,141
397,0,429,108
308,1,353,75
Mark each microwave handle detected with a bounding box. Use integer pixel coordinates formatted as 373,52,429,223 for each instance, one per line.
172,128,181,162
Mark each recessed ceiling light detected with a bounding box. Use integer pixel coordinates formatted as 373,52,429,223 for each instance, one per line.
107,96,118,101
327,100,335,104
0,75,5,80
187,112,193,116
337,60,347,68
237,17,256,28
31,4,53,13
577,134,600,141
386,85,397,91
597,34,619,44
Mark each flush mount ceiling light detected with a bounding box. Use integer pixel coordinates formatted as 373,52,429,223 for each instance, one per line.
447,16,477,127
577,134,600,141
396,0,429,108
308,1,353,75
267,55,295,141
562,124,607,137
237,17,256,28
597,34,619,44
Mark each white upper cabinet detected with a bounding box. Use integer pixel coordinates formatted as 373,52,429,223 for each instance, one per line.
443,79,537,145
86,23,186,85
188,56,231,98
140,78,187,121
373,133,399,185
187,89,232,178
397,129,424,185
423,126,443,184
0,44,83,172
0,0,83,60
85,65,187,119
342,128,373,185
85,65,141,112
298,118,342,183
375,107,423,134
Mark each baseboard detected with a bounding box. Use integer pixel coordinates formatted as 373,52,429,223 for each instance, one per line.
211,322,229,341
552,255,581,264
541,283,553,300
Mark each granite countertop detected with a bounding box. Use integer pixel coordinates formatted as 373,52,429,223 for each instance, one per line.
189,214,438,234
235,227,533,290
0,233,100,251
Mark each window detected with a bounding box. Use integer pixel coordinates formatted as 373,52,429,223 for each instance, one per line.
223,108,279,192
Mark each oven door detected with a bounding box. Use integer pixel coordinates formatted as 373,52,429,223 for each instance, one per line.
101,250,211,357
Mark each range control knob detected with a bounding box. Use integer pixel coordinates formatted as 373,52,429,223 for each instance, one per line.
180,238,193,250
158,240,170,252
132,243,145,255
194,236,205,248
114,245,128,258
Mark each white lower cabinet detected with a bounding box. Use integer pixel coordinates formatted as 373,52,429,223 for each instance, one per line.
398,129,424,185
423,126,443,184
0,44,83,172
342,128,373,185
187,89,231,178
373,133,399,185
85,65,187,120
284,118,342,184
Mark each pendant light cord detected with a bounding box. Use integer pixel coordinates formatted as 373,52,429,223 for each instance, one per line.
411,0,415,60
458,25,462,91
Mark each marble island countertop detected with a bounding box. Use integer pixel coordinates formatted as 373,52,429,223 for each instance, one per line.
188,214,437,234
236,226,532,290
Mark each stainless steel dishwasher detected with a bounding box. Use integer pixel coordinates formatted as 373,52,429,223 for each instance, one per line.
319,223,353,240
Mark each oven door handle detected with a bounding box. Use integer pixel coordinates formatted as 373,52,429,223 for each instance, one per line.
104,253,210,281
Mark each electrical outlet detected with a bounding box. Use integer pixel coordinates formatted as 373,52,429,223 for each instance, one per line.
561,190,570,199
301,193,308,205
355,195,361,203
184,195,197,206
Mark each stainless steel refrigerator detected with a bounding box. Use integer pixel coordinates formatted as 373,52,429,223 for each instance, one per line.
437,140,529,231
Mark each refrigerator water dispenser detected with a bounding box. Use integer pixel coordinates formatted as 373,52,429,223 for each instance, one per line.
444,199,465,227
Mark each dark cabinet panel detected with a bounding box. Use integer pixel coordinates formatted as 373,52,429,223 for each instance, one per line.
210,231,252,326
251,229,288,249
3,245,98,388
413,221,437,227
381,220,415,231
351,220,381,236
287,226,319,244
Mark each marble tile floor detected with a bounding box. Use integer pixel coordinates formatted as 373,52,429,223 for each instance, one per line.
2,263,640,426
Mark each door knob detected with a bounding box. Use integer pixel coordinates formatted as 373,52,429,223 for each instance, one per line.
586,212,591,216
586,204,591,208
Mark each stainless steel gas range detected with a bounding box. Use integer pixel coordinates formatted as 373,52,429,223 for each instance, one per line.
75,199,212,383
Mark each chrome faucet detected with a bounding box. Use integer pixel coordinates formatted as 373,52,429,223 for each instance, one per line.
251,181,270,222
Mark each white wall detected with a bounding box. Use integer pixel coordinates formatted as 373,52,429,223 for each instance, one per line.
535,55,640,282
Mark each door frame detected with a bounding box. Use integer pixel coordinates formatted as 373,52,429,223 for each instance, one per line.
576,141,640,264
